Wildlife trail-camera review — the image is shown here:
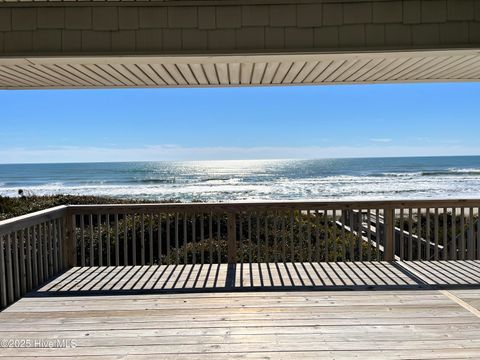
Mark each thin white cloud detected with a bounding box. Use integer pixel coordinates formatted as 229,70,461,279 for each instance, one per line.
0,144,479,164
413,137,431,142
369,138,392,143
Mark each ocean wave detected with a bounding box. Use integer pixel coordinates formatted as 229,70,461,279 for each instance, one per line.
369,172,422,178
200,177,232,182
421,168,480,176
2,158,480,202
369,168,480,177
2,174,480,202
131,178,176,184
448,168,480,173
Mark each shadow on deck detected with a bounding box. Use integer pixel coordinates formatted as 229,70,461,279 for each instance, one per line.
29,260,480,297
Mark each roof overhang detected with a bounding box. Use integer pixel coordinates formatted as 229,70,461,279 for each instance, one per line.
1,49,480,89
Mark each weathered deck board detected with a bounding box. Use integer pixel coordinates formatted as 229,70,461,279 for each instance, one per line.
1,261,480,359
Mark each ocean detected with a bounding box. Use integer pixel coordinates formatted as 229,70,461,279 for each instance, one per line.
0,156,480,202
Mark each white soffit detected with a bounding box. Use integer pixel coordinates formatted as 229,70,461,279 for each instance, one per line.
0,50,480,89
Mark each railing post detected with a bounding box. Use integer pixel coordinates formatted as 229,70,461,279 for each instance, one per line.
384,208,395,262
65,213,77,268
227,212,237,264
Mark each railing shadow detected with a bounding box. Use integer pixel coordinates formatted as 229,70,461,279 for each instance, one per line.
396,260,480,288
22,260,480,298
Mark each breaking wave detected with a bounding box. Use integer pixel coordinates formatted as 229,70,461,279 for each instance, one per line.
1,157,480,201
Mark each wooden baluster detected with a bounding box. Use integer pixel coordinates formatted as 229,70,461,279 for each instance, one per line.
13,231,20,299
32,225,38,287
19,229,26,296
106,214,111,267
48,221,53,274
59,218,64,270
417,208,421,261
46,221,51,277
332,210,337,262
80,215,85,267
358,209,363,262
315,210,320,262
375,209,380,261
53,220,58,274
64,216,71,270
468,207,474,260
165,214,172,265
182,213,186,265
95,215,101,267
281,213,286,263
324,210,330,262
477,207,480,260
249,213,254,264
38,224,44,284
200,214,205,265
408,208,413,261
258,213,262,263
123,214,128,266
174,213,179,265
26,227,32,289
306,210,311,263
149,214,154,265
341,210,346,261
0,234,6,308
42,224,47,278
273,212,278,263
434,208,439,261
264,211,269,263
348,210,354,261
43,222,50,280
398,209,404,261
157,213,162,265
6,233,13,303
452,208,457,260
460,208,466,260
58,218,64,270
227,212,236,264
67,216,74,269
209,213,213,264
166,213,171,265
132,214,136,266
140,213,145,266
426,208,430,260
115,214,119,266
89,214,94,267
443,208,448,260
192,213,196,265
239,213,243,264
384,208,395,262
217,214,221,263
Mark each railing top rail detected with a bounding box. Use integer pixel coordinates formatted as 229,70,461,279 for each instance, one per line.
66,199,480,214
1,198,479,234
0,205,68,235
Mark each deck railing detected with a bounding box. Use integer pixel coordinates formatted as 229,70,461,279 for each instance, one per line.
0,205,68,308
1,199,480,308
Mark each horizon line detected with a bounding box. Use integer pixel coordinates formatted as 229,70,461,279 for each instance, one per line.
1,154,480,166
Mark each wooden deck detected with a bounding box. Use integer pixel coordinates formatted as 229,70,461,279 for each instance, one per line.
1,261,480,359
35,260,480,294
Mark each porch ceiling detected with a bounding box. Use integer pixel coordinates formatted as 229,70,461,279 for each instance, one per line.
1,49,480,89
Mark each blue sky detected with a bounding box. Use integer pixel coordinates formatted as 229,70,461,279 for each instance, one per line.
0,83,479,163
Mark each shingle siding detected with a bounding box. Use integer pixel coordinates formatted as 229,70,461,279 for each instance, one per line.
0,1,479,55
